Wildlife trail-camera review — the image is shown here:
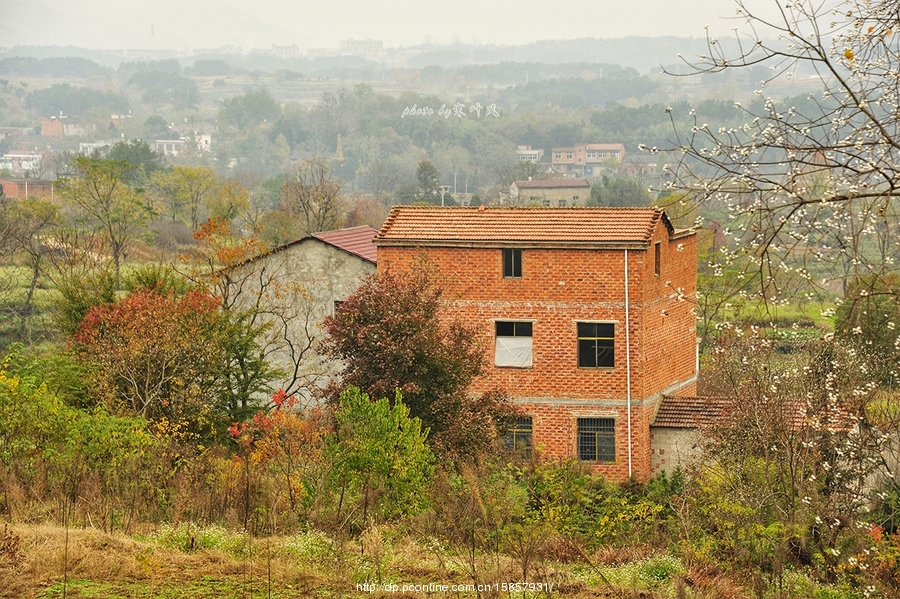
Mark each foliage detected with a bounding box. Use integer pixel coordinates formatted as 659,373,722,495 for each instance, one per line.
588,175,652,207
25,83,127,117
70,285,273,438
0,351,155,523
835,273,900,385
322,267,512,460
279,157,345,236
219,90,281,130
665,0,900,305
414,159,444,204
105,139,165,183
57,157,154,288
691,334,886,587
324,387,434,529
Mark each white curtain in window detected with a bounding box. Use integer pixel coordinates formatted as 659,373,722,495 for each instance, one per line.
495,336,532,367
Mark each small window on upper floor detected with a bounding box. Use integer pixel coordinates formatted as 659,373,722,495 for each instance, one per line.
654,242,661,277
503,248,522,278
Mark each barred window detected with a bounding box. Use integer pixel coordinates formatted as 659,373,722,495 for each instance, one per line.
577,418,615,462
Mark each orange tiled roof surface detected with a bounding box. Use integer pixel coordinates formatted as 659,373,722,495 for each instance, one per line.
375,206,673,245
652,396,732,429
514,179,590,189
312,226,378,262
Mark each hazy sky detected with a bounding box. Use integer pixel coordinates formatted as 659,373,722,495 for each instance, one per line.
1,0,781,50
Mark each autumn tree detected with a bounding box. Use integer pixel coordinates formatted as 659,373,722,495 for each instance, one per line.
150,165,221,228
57,157,153,288
322,267,512,460
279,157,345,236
693,335,887,586
71,284,275,435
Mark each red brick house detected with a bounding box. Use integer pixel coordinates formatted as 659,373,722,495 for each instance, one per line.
374,206,697,481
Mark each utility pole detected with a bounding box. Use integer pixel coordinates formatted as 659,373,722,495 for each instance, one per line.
440,185,451,207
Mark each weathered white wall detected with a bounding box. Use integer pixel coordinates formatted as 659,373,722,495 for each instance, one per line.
230,239,376,404
649,427,702,475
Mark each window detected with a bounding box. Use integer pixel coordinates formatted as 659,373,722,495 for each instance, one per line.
558,200,567,207
554,152,561,159
578,418,615,462
587,150,596,158
542,199,551,207
566,151,573,159
654,242,661,277
495,321,532,367
504,416,533,453
577,322,614,368
503,248,522,278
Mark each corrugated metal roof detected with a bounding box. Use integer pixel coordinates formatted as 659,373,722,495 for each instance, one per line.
375,206,672,245
312,226,378,262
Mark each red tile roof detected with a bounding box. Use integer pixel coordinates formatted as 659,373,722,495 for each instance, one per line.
514,179,590,189
652,396,732,429
375,206,675,246
653,395,855,432
312,226,378,262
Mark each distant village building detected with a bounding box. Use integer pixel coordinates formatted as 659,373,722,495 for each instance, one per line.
515,145,544,163
155,133,211,157
339,39,384,60
0,152,42,178
38,116,94,139
0,178,54,200
271,44,301,59
79,141,114,157
510,179,591,206
552,143,626,176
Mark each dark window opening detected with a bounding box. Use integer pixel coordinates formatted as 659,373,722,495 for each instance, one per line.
504,416,533,454
577,322,615,368
578,417,615,462
503,248,522,278
654,242,661,277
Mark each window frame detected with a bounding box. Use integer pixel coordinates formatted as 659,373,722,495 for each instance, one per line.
577,417,615,462
494,320,533,368
502,248,522,278
577,321,615,368
504,415,533,454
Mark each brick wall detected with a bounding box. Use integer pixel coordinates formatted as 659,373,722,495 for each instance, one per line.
376,220,697,480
